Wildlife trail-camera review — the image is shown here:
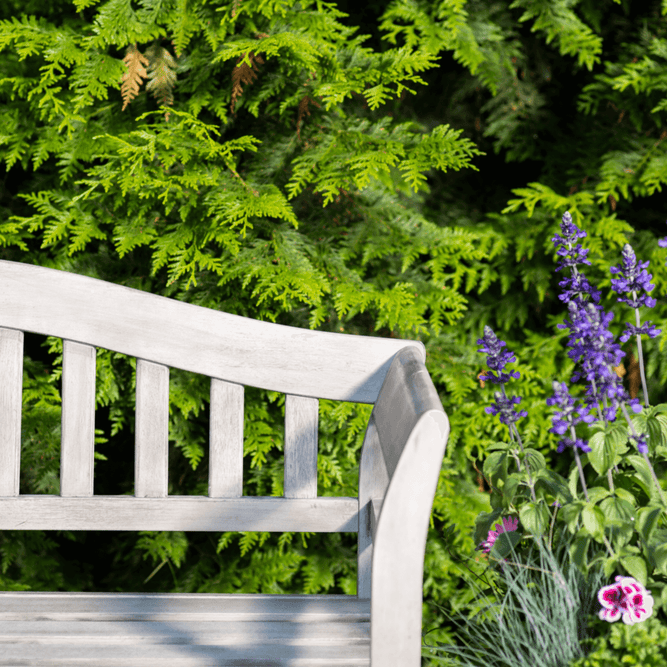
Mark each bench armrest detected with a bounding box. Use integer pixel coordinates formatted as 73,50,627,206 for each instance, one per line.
358,346,449,666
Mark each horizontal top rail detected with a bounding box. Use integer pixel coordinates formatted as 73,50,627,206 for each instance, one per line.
0,261,424,403
0,496,359,532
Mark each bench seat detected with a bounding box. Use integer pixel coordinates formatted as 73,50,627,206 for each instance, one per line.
0,592,371,666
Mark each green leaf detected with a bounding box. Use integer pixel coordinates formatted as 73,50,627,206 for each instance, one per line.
522,447,546,471
599,496,636,524
600,496,636,549
612,487,637,505
483,450,508,487
568,464,583,499
652,543,667,577
534,468,573,504
502,472,522,505
568,529,591,574
602,555,619,578
560,500,586,535
586,486,611,505
636,505,664,544
620,556,647,587
519,500,550,537
625,454,656,500
646,414,667,450
582,504,605,540
587,429,616,476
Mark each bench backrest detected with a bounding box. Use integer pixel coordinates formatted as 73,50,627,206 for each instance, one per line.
0,260,449,659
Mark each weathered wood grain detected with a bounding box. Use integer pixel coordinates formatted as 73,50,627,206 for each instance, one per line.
135,359,169,498
209,380,244,498
0,496,359,532
366,347,450,667
0,260,423,403
284,395,318,499
61,340,96,497
0,327,23,497
0,593,371,666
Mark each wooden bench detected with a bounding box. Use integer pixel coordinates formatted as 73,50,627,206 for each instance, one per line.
0,260,449,666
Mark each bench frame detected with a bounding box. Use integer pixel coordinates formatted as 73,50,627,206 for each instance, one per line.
0,260,449,666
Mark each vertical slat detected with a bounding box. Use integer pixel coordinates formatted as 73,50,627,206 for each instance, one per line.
284,395,318,499
135,359,169,498
209,379,244,497
357,415,389,599
61,340,96,497
0,328,23,497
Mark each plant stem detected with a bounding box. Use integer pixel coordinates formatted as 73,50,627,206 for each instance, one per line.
633,295,650,407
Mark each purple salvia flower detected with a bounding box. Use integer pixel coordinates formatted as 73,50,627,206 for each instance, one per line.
477,326,527,426
477,326,537,502
485,392,528,426
552,212,601,305
630,433,649,455
658,221,667,252
546,380,594,453
610,243,661,343
477,325,520,385
610,244,657,309
552,213,642,422
561,302,620,375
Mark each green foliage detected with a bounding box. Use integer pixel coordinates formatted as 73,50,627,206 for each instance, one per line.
508,0,604,71
1,0,667,663
571,614,667,667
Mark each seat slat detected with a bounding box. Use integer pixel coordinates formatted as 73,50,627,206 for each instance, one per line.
0,643,369,666
0,327,22,497
284,395,318,499
0,593,370,666
0,620,370,643
0,592,370,619
0,496,359,532
209,379,244,498
61,340,96,497
135,359,169,498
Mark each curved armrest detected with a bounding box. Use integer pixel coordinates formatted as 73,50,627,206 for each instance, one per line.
358,346,449,666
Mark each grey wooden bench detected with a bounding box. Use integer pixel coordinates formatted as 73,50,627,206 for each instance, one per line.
0,260,449,666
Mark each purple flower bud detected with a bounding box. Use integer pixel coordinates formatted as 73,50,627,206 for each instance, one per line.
658,221,667,252
485,392,528,426
610,243,658,310
630,433,649,454
477,325,520,385
552,212,599,305
477,327,527,428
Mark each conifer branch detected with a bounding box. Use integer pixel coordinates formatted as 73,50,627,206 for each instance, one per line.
296,72,320,142
145,44,178,118
121,43,149,111
231,51,264,115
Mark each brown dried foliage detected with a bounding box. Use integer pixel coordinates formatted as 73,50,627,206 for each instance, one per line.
145,44,177,110
231,51,264,115
121,44,149,111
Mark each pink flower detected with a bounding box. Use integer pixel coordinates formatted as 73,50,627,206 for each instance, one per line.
478,516,519,554
598,576,654,625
